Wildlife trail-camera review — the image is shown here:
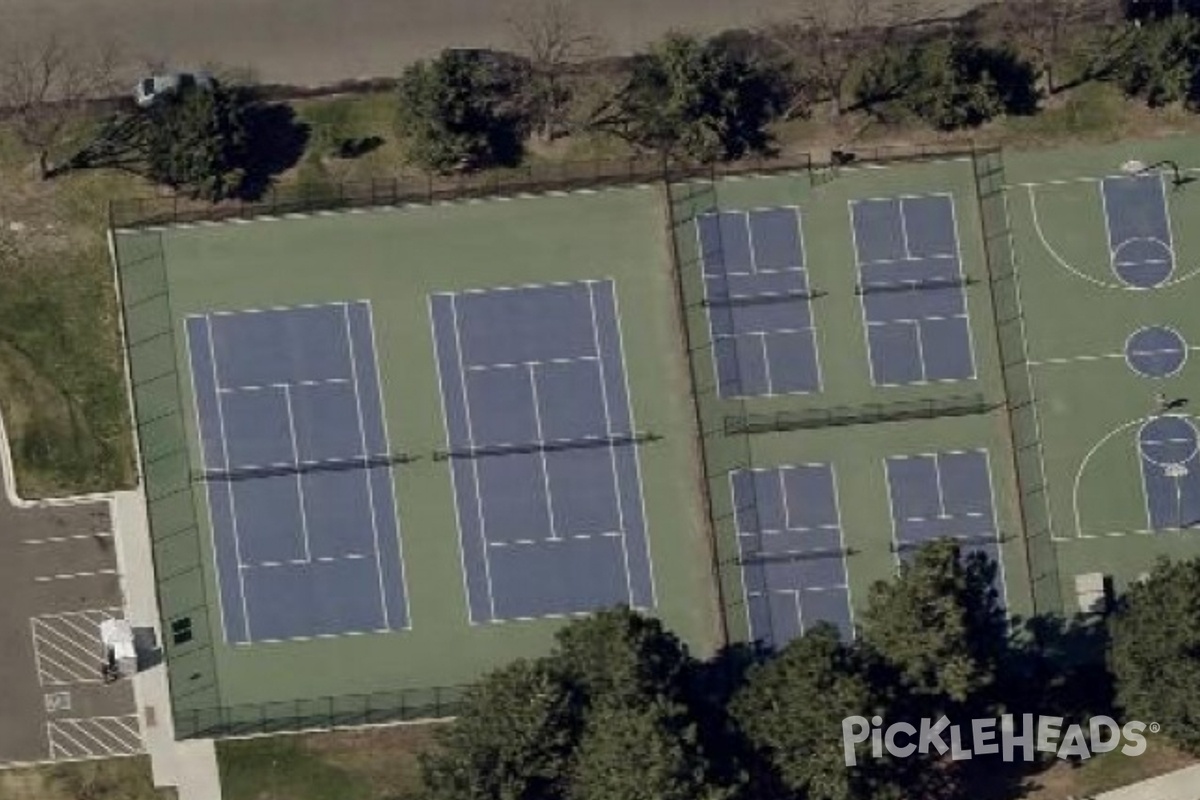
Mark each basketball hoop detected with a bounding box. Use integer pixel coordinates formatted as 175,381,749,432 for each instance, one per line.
1164,462,1189,479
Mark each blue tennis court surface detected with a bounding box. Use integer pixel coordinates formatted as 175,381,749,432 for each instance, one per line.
1139,416,1200,531
1102,174,1175,288
429,279,655,623
851,195,976,386
885,450,1006,602
186,302,409,644
730,464,853,647
697,208,822,398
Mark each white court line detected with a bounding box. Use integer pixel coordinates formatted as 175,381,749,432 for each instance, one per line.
978,450,1012,613
743,211,758,275
1099,177,1117,259
280,385,313,564
607,279,658,609
827,463,856,636
449,294,499,621
586,282,635,607
897,198,914,260
183,320,233,643
932,453,949,519
526,363,560,542
466,355,598,372
219,377,350,394
342,302,391,630
728,471,757,642
944,196,979,382
848,199,882,386
363,301,411,629
203,314,253,643
428,295,476,625
778,469,792,532
758,332,774,395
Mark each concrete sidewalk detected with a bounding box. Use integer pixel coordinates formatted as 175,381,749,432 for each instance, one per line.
111,491,222,800
1095,763,1200,800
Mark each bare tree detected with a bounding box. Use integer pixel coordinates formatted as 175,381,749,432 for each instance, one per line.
766,0,874,118
0,34,123,178
507,0,601,139
998,0,1091,93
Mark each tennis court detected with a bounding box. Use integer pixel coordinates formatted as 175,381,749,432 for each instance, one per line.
697,208,821,398
851,194,976,387
730,464,852,647
429,279,656,624
1138,416,1200,531
884,449,1006,602
186,301,409,644
1102,173,1176,288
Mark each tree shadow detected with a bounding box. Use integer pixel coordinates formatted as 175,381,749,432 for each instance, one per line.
237,100,310,200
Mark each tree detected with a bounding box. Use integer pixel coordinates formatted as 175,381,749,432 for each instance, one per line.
396,49,522,173
553,606,690,704
568,697,722,800
1112,13,1200,107
1109,558,1200,753
141,85,251,201
0,33,122,178
860,539,1006,710
733,625,923,800
508,0,599,139
893,37,1038,130
763,0,874,118
419,658,578,800
997,0,1088,93
589,33,782,162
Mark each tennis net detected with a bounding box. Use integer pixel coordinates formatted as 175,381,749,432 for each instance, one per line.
725,393,991,435
737,547,851,566
890,533,1007,554
701,289,822,308
855,275,976,295
194,453,415,482
433,431,658,461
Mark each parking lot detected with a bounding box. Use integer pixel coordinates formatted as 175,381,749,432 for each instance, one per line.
0,467,141,765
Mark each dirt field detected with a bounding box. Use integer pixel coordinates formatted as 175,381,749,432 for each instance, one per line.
5,0,987,86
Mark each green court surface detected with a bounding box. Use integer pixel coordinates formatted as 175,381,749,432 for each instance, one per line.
113,187,721,733
112,137,1200,735
668,159,1034,643
1005,138,1200,610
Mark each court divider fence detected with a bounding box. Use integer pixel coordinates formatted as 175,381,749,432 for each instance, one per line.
111,138,982,737
970,145,1064,617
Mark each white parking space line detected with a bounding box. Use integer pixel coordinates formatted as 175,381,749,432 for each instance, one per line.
33,569,117,583
21,532,113,546
31,610,122,685
46,715,143,760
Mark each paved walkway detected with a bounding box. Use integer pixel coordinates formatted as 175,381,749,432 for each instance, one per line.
1095,762,1200,800
4,0,985,86
0,408,220,798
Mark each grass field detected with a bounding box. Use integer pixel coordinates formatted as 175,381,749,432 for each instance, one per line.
113,184,721,730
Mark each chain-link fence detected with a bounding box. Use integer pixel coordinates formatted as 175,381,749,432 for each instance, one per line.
971,145,1063,617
